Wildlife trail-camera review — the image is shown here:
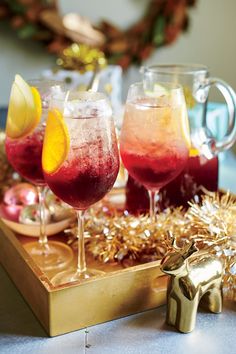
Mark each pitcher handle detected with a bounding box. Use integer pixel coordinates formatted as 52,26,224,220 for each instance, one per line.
192,78,236,158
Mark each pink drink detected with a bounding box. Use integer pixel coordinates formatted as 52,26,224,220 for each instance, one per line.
125,154,218,214
160,154,218,207
44,116,119,210
120,101,189,192
5,124,45,186
121,149,188,192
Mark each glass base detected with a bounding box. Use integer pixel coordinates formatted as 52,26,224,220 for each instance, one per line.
24,241,74,272
51,267,104,286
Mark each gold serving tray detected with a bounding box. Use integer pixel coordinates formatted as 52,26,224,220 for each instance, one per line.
0,219,167,336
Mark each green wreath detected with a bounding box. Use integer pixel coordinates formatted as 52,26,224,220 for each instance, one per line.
0,0,196,69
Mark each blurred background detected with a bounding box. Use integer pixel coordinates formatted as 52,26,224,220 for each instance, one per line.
0,0,236,106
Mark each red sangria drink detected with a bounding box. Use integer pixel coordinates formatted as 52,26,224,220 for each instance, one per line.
160,152,218,208
125,153,218,214
121,139,188,192
5,75,73,272
45,130,119,209
42,91,119,285
45,130,119,210
5,124,45,186
136,63,235,212
120,82,190,221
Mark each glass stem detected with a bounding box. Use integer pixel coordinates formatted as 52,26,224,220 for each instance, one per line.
37,186,48,247
76,210,86,275
148,190,158,223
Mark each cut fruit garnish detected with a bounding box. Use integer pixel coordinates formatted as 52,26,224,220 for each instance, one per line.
6,74,42,139
180,106,191,150
189,148,200,157
145,83,169,98
154,83,169,95
31,86,42,122
42,109,70,174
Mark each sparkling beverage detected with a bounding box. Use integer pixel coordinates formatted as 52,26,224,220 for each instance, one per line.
120,100,189,192
125,154,218,214
161,154,218,207
42,90,120,285
44,115,119,210
5,124,45,186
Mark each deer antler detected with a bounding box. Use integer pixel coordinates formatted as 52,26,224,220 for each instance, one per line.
172,237,180,250
163,231,180,251
167,232,181,250
181,240,198,260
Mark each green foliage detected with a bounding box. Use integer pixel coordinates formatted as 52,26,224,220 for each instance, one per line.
4,0,25,14
153,16,165,46
17,24,38,39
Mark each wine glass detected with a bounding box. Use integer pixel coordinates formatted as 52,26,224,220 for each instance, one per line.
42,90,120,285
119,81,190,221
5,79,74,271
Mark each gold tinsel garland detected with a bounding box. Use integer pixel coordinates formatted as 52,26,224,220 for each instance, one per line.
0,0,197,69
56,43,107,73
84,208,183,264
67,193,236,300
187,193,236,301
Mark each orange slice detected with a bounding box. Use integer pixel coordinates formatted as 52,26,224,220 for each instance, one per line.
42,109,70,174
6,74,41,139
31,85,42,122
189,148,199,157
180,106,191,150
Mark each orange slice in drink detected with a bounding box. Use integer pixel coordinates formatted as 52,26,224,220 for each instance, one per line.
6,74,42,139
180,106,191,150
189,148,200,157
42,109,70,174
31,85,42,122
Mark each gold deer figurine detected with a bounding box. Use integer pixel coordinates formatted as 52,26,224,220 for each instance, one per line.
160,240,223,333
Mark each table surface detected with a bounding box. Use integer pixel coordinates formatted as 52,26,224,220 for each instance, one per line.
0,152,236,354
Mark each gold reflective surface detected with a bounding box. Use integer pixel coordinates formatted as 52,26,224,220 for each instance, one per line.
0,220,166,336
161,241,223,333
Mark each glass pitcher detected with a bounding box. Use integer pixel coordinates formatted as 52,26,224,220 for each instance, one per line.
125,64,236,211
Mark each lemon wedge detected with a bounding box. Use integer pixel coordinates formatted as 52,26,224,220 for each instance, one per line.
42,109,70,174
31,85,42,122
183,86,195,109
145,83,169,98
6,74,41,139
180,106,191,150
153,83,169,95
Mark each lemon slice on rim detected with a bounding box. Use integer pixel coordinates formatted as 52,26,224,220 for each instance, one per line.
144,83,169,98
42,109,70,174
6,74,42,139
